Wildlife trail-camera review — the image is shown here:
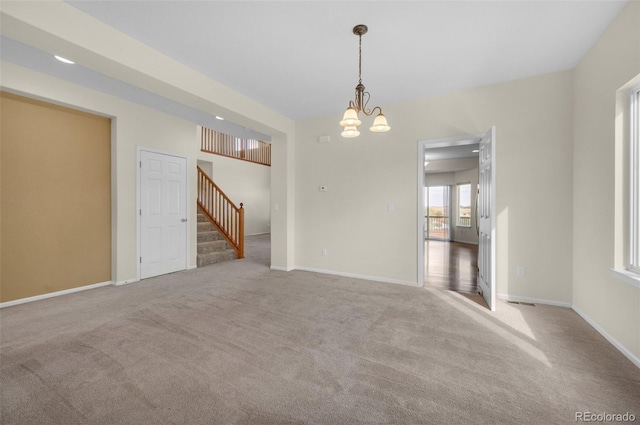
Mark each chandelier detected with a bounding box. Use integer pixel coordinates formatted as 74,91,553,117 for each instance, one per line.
339,24,390,138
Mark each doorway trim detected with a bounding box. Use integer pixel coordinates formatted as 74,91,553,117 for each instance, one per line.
136,146,191,281
417,133,484,288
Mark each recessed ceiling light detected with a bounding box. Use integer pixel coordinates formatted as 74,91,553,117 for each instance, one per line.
215,116,224,120
472,150,479,153
54,55,74,64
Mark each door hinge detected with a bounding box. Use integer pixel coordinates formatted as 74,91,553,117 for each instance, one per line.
140,257,142,264
140,161,142,168
140,209,142,216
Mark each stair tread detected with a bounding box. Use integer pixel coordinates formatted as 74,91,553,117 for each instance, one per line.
197,250,235,258
196,249,237,267
197,231,225,242
196,207,236,266
197,239,229,253
198,240,227,246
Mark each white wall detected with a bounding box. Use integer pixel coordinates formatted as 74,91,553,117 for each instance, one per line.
425,157,478,173
572,1,640,362
197,154,271,236
295,69,574,301
425,172,454,187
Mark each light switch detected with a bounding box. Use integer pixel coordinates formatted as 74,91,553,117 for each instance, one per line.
387,202,394,212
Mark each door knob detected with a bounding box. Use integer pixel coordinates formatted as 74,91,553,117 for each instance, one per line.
181,218,187,222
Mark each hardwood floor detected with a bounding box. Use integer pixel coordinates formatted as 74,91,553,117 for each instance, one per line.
424,240,478,294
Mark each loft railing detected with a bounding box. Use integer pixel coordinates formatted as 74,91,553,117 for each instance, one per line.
425,215,449,240
458,217,471,227
201,127,271,166
197,166,244,259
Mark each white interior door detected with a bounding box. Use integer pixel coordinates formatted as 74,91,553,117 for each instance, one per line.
140,150,188,279
477,127,496,310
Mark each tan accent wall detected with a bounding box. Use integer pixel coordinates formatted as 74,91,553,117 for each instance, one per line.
0,92,111,302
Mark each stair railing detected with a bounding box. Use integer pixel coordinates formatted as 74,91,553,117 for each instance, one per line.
197,166,244,259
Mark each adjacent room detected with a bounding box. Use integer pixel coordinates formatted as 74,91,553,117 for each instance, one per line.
422,140,481,297
1,1,639,423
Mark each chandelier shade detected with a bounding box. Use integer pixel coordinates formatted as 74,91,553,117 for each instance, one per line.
370,113,390,132
339,107,362,127
339,24,390,138
341,126,360,138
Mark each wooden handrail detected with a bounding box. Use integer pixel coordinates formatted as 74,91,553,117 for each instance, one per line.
201,127,271,166
197,166,244,259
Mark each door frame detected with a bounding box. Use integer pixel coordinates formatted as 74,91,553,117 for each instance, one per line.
416,132,486,288
136,146,191,281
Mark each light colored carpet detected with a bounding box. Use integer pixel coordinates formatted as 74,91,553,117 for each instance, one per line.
1,234,638,424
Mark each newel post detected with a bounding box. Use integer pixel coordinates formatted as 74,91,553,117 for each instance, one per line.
238,203,245,259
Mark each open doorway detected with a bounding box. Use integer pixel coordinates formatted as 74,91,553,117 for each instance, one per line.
423,143,479,295
417,130,496,310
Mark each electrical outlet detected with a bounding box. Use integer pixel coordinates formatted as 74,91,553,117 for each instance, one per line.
322,248,328,256
517,266,526,277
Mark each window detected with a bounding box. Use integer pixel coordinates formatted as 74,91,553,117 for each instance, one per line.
612,79,640,287
630,86,640,273
425,185,451,240
457,183,471,227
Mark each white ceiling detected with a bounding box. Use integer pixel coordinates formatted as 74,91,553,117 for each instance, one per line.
63,0,627,122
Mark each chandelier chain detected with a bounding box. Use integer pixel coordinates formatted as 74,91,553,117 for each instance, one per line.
358,33,362,85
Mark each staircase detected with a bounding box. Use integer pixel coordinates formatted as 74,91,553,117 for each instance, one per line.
197,209,238,267
197,166,244,260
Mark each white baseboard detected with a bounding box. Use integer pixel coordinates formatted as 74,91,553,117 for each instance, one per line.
270,265,295,272
114,278,139,286
497,293,571,308
0,281,113,308
572,304,640,369
294,266,418,287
